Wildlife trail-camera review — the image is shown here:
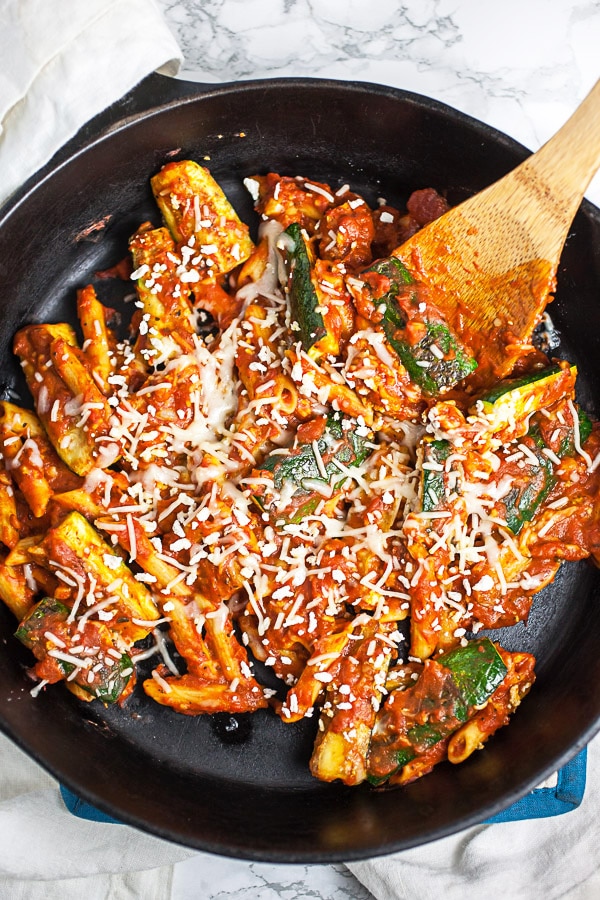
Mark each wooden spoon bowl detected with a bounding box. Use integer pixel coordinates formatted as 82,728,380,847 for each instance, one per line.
395,79,600,383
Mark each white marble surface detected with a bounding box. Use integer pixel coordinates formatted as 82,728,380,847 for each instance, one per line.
171,856,373,900
161,0,600,205
153,0,600,896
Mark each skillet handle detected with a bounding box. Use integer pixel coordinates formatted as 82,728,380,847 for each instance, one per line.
48,72,218,166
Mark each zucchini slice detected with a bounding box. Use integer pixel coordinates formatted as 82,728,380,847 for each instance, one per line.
15,597,70,648
258,413,371,522
558,406,593,457
79,651,134,705
499,407,592,535
472,364,576,434
367,638,507,784
261,414,370,491
351,257,477,395
420,438,452,512
284,222,327,352
501,423,555,534
438,637,507,708
16,597,134,705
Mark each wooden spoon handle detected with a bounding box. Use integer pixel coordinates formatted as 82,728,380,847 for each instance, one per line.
512,79,600,260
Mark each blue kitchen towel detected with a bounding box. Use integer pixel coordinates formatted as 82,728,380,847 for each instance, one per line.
60,785,121,824
60,748,587,826
485,747,587,823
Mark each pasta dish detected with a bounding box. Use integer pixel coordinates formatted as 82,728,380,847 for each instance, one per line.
1,161,599,787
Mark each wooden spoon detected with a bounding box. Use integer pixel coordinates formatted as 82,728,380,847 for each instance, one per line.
394,79,600,383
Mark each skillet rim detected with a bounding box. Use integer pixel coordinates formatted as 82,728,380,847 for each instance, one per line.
0,73,534,221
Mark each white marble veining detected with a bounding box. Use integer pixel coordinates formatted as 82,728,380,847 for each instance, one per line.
161,0,600,204
172,857,373,899
152,0,600,896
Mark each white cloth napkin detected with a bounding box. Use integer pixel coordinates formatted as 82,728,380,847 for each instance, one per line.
0,0,182,208
0,731,194,899
348,732,600,900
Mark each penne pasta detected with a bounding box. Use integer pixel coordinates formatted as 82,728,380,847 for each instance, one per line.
1,160,598,793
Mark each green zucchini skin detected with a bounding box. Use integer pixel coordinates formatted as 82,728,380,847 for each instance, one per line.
501,407,592,535
367,638,507,784
559,407,592,456
502,423,555,535
15,597,70,647
367,746,415,786
16,596,133,704
419,407,591,534
284,223,326,352
352,257,477,395
477,364,562,406
472,365,580,444
80,652,134,705
259,413,371,522
438,637,507,708
419,363,592,533
420,438,452,512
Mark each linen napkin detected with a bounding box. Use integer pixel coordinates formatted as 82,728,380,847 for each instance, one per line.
0,730,194,899
348,732,600,900
0,0,182,209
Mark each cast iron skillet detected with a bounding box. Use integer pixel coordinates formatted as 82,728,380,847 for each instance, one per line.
1,74,600,862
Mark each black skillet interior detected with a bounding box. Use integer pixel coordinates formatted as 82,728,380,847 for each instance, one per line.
1,74,600,862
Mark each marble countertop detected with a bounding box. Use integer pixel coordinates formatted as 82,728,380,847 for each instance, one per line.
152,1,600,895
162,0,600,205
0,2,598,899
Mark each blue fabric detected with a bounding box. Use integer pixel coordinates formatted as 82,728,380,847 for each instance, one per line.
60,784,122,824
60,749,588,827
485,748,587,823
